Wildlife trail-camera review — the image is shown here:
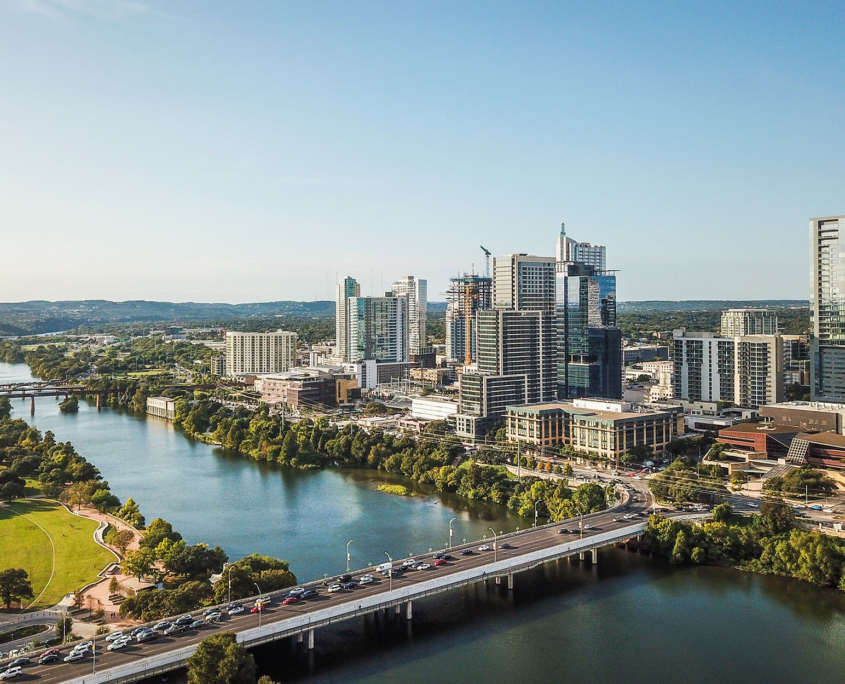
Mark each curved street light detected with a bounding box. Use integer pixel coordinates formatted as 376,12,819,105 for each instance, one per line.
575,507,584,539
449,517,457,549
488,527,498,564
384,552,393,592
254,582,263,628
534,500,542,528
346,540,354,573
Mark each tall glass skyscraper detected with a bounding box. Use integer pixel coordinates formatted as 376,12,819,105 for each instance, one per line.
810,215,845,401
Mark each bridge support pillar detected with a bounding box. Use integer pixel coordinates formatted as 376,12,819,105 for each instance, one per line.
96,394,101,410
495,575,501,585
592,548,598,564
507,573,513,590
307,629,314,650
297,632,303,644
30,397,35,415
395,604,401,615
579,551,585,561
406,600,413,620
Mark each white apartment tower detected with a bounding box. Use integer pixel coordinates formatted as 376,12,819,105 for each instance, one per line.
336,276,360,363
391,275,427,355
721,309,779,337
493,254,557,312
225,330,297,376
556,223,606,272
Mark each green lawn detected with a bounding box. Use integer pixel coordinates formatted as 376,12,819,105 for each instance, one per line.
0,500,116,611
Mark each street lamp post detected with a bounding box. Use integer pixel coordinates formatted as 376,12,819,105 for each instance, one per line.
254,582,263,628
449,518,457,549
384,552,393,592
224,563,234,605
534,500,541,528
488,527,497,564
576,507,584,539
346,540,354,573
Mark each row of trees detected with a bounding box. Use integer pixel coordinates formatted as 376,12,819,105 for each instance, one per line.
645,503,845,590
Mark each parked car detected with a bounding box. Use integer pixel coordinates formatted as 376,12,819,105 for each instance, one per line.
328,583,342,593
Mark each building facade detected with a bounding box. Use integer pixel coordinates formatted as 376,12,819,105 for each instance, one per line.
492,254,557,312
225,330,297,376
146,397,177,420
391,276,427,356
733,335,784,408
673,331,735,403
348,295,409,363
336,277,361,363
445,274,492,364
505,398,682,458
810,215,845,402
720,309,779,337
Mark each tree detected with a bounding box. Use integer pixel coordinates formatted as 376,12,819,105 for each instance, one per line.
0,481,24,502
185,632,256,684
257,678,280,684
562,463,574,477
108,577,120,595
141,518,183,550
121,548,156,580
117,497,145,528
0,397,11,419
712,503,733,523
90,488,120,513
59,397,79,413
758,500,796,536
0,568,34,609
55,616,73,642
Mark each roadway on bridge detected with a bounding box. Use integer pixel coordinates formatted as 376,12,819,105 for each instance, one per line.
17,492,656,684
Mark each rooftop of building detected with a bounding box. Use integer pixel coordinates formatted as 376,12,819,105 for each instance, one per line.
795,431,845,448
762,401,845,412
506,400,674,421
719,422,799,435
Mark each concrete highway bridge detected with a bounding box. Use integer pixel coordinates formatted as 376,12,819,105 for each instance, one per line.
0,383,216,413
10,494,705,684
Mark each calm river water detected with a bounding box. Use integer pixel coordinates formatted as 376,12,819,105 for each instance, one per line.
3,361,845,683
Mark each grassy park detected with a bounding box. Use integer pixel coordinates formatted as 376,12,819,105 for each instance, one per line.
0,500,115,611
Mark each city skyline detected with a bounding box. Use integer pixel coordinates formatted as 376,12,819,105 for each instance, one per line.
2,2,844,303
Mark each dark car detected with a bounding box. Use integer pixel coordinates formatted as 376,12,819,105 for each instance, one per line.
301,589,318,599
175,615,194,626
342,581,358,590
433,553,445,559
442,554,455,561
164,624,186,636
340,574,353,583
227,602,242,611
153,620,172,631
136,630,159,643
460,549,473,556
189,620,206,630
499,542,513,549
130,626,147,637
38,654,60,665
8,658,29,668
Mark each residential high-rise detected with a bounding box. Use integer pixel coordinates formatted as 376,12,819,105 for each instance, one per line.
336,276,360,362
721,309,778,337
492,254,556,312
348,295,408,363
391,276,427,355
225,330,297,376
810,215,845,402
672,330,783,408
556,223,606,272
445,274,492,363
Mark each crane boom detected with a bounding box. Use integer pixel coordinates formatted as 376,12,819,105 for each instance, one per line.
480,245,491,278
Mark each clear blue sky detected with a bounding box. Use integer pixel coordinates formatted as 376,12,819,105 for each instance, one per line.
1,0,843,303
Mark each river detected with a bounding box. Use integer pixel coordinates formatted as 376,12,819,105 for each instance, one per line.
3,360,845,683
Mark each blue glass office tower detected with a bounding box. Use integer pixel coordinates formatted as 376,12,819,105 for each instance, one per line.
556,262,622,399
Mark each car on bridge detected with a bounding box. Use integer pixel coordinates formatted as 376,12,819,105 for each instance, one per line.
0,666,23,680
328,583,342,593
283,596,299,605
478,545,491,551
251,605,267,613
302,588,320,598
358,575,373,585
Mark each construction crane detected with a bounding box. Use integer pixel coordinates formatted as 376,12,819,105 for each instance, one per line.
480,245,491,278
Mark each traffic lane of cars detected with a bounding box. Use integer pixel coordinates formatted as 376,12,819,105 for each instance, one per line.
25,503,652,683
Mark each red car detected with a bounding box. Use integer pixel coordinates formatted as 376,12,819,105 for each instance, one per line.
283,596,299,605
434,559,447,566
251,605,267,613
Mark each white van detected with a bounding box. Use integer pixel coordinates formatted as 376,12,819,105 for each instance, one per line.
376,562,393,573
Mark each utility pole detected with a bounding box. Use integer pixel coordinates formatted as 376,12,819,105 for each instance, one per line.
517,441,521,483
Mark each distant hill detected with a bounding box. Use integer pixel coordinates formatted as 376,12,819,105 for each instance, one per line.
618,300,808,313
0,298,806,335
